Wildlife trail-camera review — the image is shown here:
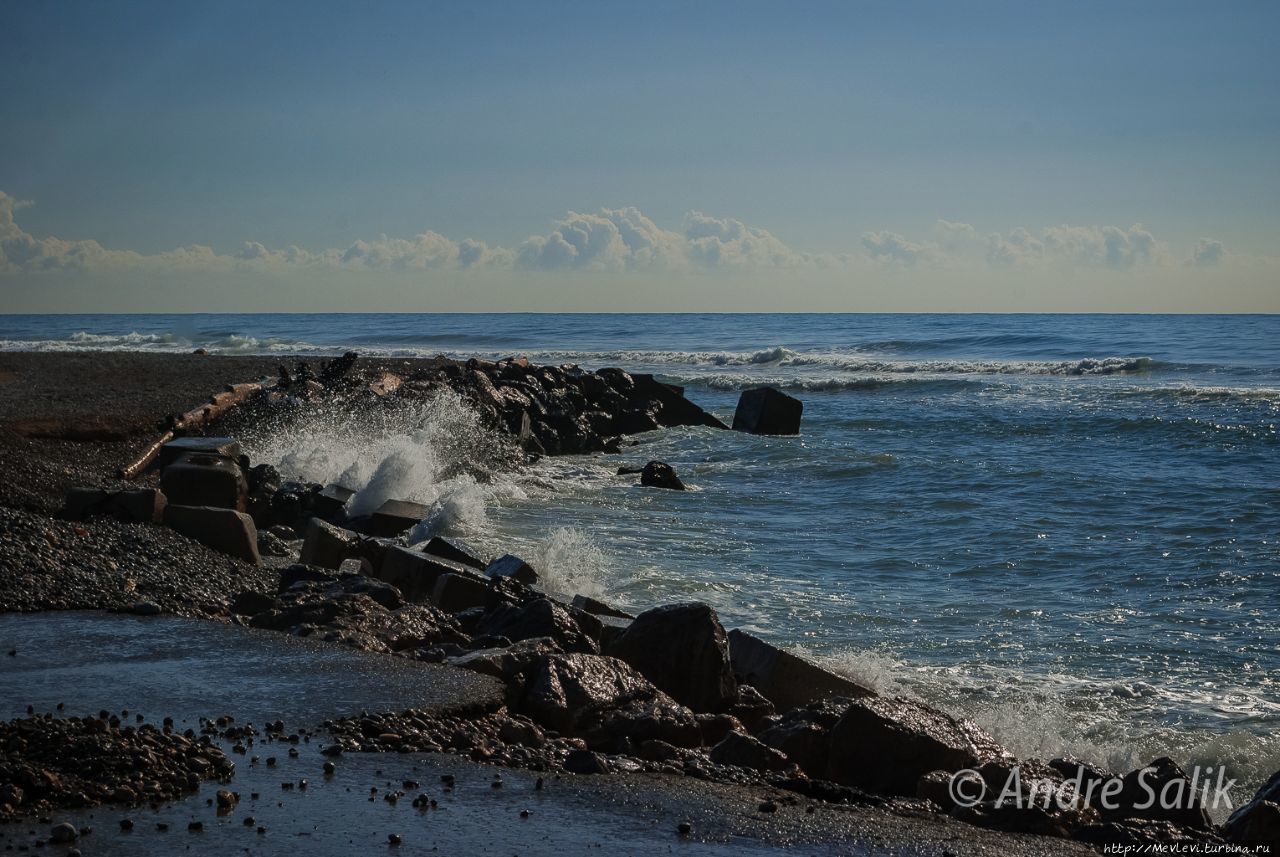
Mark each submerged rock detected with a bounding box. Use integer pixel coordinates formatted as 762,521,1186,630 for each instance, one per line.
639,461,685,491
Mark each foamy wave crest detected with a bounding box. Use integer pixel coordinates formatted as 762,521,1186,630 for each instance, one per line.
789,644,907,695
243,389,524,539
669,372,982,393
529,527,610,601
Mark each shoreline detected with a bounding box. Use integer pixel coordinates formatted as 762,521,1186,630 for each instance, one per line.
0,350,1270,853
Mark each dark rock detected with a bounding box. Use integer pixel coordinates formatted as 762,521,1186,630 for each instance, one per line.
278,563,337,592
1076,819,1211,848
160,453,249,511
157,437,242,470
312,484,355,520
571,594,634,620
447,637,563,682
1106,757,1212,830
826,696,1010,795
732,386,803,435
298,518,359,570
378,546,473,603
49,822,77,843
727,684,776,733
728,629,873,712
475,598,598,654
163,504,260,564
230,590,277,616
608,602,736,713
759,719,830,778
431,573,490,614
709,731,790,773
616,465,643,476
630,374,727,430
563,749,609,775
696,713,743,746
365,499,431,537
916,770,955,808
63,488,166,524
1225,770,1280,849
639,461,685,491
421,536,487,570
484,553,539,585
257,530,292,557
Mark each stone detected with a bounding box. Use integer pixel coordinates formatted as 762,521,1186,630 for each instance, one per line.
157,437,242,470
63,487,167,524
758,719,830,778
431,573,490,614
366,499,431,537
447,637,563,682
312,484,355,520
571,594,634,620
160,453,248,511
639,461,685,491
608,602,736,713
257,530,292,557
420,536,487,570
163,505,260,564
475,598,598,654
484,553,538,585
1225,770,1280,849
727,629,874,712
49,822,78,843
299,518,360,570
710,732,790,773
230,591,278,616
1106,757,1212,830
732,387,803,435
727,684,777,733
520,653,658,734
278,563,337,592
826,696,1010,795
378,546,474,603
630,374,727,430
595,614,632,650
563,749,609,775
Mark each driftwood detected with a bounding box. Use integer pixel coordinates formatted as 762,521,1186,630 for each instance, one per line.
117,380,272,479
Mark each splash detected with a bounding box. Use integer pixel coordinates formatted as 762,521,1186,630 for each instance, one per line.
529,527,610,601
243,389,524,539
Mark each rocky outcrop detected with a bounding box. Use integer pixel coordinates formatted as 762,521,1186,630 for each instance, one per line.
607,602,737,713
639,461,686,491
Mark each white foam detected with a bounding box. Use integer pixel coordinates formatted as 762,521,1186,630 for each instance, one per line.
529,527,610,601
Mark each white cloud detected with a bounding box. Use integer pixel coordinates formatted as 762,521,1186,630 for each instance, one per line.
683,211,809,267
987,223,1160,269
1188,237,1225,267
861,231,939,265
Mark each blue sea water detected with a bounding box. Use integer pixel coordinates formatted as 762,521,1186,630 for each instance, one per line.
2,313,1277,796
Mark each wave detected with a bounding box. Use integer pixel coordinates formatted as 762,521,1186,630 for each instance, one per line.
663,372,984,393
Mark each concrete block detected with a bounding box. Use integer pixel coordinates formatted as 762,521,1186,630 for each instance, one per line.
164,504,260,564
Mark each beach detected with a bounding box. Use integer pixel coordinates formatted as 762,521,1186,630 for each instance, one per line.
0,343,1273,853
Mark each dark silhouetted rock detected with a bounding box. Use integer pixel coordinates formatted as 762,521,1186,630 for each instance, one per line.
484,554,538,585
160,453,248,511
230,590,277,616
727,684,776,733
608,602,736,713
826,696,1010,795
364,499,430,537
728,629,873,712
1106,758,1212,830
475,598,597,654
639,461,685,491
571,594,634,620
163,504,260,564
709,732,790,773
1225,770,1280,850
299,518,359,570
378,546,473,603
732,387,803,435
312,484,355,520
430,573,489,614
563,749,609,775
421,536,487,570
448,637,563,682
157,437,242,470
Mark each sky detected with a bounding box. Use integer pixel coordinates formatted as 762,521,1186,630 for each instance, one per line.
1,0,1278,312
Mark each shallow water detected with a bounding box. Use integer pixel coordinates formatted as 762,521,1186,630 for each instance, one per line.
2,312,1276,793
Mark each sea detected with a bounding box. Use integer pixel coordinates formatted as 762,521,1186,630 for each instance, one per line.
2,312,1276,802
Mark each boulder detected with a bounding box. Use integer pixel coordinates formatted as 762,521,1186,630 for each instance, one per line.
163,505,260,564
727,629,874,711
430,573,490,614
63,487,166,524
709,732,791,773
731,387,803,435
826,696,1010,795
447,637,563,682
520,653,652,732
157,436,242,470
607,602,736,713
639,461,685,491
312,484,355,520
420,536,487,570
727,684,777,733
230,590,278,616
278,563,338,592
298,518,360,570
366,499,431,537
759,719,830,778
378,546,474,603
630,374,728,430
475,598,598,654
563,749,609,775
160,453,248,511
571,594,634,620
1105,758,1212,830
1225,770,1280,849
484,553,539,585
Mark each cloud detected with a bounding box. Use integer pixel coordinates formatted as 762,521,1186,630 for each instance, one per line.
861,231,939,265
987,223,1160,269
1188,238,1225,267
516,207,684,271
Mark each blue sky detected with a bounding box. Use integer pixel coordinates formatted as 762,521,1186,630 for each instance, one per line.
1,1,1277,311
